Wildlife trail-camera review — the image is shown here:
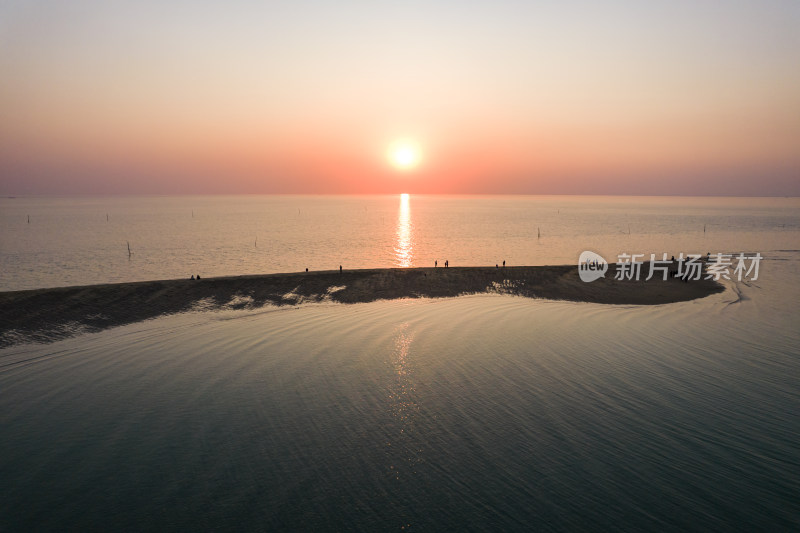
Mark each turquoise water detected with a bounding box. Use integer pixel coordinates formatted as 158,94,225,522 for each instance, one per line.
1,250,799,531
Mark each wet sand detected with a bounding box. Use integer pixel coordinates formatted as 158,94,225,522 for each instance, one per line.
0,265,723,347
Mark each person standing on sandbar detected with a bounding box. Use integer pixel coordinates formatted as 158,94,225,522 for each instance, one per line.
339,265,342,274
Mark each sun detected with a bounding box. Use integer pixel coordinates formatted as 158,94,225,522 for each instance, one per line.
388,141,421,171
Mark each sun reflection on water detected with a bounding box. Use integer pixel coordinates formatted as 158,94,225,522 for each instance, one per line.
394,193,413,267
386,322,421,484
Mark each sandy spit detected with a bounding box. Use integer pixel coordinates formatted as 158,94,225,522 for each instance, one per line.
0,265,723,347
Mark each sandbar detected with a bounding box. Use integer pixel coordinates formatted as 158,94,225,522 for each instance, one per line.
0,265,724,347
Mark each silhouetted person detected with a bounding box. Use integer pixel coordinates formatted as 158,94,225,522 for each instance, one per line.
190,275,195,280
445,260,448,268
306,267,308,272
435,260,438,268
196,274,201,280
496,264,499,268
503,260,505,267
339,265,342,274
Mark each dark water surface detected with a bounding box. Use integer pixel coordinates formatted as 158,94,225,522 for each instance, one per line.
1,252,798,531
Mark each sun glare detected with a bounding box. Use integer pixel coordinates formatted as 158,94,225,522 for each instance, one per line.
388,141,421,171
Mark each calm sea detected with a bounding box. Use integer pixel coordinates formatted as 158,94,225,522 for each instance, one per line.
1,195,799,531
1,194,798,291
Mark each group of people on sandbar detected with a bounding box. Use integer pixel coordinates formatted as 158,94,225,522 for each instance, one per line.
190,274,201,280
434,260,449,268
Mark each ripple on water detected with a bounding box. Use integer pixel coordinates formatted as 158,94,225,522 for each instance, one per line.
1,266,799,531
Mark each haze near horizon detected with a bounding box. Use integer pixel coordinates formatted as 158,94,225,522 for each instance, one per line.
1,0,798,196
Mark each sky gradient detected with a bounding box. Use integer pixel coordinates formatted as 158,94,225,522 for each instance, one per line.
1,0,798,195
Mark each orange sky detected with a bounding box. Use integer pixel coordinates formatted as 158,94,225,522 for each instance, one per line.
1,1,798,195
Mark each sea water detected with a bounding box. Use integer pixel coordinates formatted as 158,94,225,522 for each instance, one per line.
1,195,799,531
1,194,798,290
